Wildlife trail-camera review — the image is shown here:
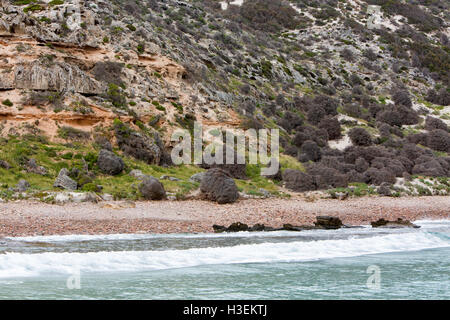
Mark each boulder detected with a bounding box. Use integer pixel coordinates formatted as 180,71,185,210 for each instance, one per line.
0,160,10,170
160,175,180,181
200,168,239,204
97,149,124,175
129,169,146,180
16,179,30,192
139,176,167,200
189,172,205,183
314,216,343,229
371,218,420,228
226,222,249,232
54,168,78,190
213,225,228,233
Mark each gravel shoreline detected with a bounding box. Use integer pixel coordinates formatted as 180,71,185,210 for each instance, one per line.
0,196,449,237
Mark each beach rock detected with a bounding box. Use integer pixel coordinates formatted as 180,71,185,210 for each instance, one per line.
212,225,228,233
139,176,167,200
15,179,30,192
0,160,10,170
200,168,239,204
129,169,146,180
189,172,205,183
282,169,316,192
249,224,268,232
314,216,343,229
54,169,78,190
371,218,420,228
227,222,249,232
97,149,124,175
54,192,98,203
101,193,114,201
282,224,304,231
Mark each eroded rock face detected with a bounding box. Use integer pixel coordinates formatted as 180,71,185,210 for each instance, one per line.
138,176,166,200
97,149,124,176
14,61,104,95
200,168,239,204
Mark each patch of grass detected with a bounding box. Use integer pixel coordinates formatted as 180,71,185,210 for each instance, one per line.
2,99,13,107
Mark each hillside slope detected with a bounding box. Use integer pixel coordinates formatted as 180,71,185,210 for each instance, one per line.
0,0,449,199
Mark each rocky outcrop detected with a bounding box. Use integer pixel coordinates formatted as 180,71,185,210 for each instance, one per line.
53,168,77,190
115,122,164,166
14,61,104,95
138,176,167,200
213,216,347,233
97,149,124,176
200,168,239,204
371,218,420,229
314,216,343,229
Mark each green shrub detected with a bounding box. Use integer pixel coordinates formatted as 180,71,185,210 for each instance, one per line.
2,99,13,107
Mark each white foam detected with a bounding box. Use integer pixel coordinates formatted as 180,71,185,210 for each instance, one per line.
1,231,448,278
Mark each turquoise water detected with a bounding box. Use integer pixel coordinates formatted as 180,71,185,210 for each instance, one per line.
0,220,449,299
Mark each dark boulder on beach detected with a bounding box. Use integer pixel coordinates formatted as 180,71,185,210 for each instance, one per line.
139,176,167,200
315,216,343,229
227,222,249,232
200,168,239,204
371,218,420,228
97,149,124,176
213,222,278,233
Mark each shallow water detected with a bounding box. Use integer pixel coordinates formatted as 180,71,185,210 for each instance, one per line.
0,220,449,299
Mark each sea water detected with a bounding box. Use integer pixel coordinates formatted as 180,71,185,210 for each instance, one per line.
0,220,449,299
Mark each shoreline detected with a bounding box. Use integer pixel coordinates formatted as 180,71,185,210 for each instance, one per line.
1,196,449,237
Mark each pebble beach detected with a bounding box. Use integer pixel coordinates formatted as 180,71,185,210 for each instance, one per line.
1,196,449,237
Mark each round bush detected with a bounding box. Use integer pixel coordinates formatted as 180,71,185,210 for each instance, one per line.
427,129,450,152
425,116,448,132
364,167,396,185
299,140,322,162
349,127,372,146
319,116,341,140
